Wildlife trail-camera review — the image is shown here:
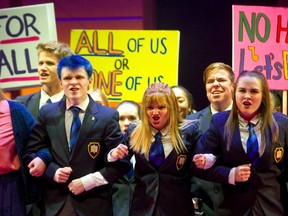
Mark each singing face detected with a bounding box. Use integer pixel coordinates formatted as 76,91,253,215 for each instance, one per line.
38,51,60,87
60,67,92,105
205,69,234,111
235,76,263,121
146,102,169,131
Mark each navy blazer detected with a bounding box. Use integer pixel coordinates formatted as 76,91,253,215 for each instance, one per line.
15,91,41,118
186,106,212,133
124,120,202,216
187,106,225,215
23,96,130,216
194,111,288,216
8,100,39,204
15,91,66,119
112,172,136,216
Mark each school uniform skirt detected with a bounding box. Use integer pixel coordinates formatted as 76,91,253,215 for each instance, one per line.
0,171,26,216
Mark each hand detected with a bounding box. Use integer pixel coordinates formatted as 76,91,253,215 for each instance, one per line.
53,167,73,183
28,157,46,177
235,164,251,182
68,179,85,195
110,144,128,160
193,154,206,169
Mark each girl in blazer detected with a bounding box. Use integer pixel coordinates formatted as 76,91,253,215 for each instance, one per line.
114,82,202,216
194,71,288,216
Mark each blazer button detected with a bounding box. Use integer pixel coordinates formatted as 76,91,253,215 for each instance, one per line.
155,187,158,192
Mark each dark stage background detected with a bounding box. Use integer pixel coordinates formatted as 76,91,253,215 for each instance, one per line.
156,0,283,110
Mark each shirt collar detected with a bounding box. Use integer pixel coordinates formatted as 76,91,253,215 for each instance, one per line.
238,113,260,127
210,101,233,115
41,89,64,103
151,125,169,137
66,96,90,112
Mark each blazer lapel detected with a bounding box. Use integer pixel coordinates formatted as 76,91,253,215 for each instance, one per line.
199,107,212,132
257,126,273,167
54,101,70,161
29,92,41,118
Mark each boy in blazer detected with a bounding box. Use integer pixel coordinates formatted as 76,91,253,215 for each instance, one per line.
15,41,72,118
23,55,130,216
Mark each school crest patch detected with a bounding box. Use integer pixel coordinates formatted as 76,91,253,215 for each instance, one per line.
274,147,284,163
176,155,186,170
88,142,100,159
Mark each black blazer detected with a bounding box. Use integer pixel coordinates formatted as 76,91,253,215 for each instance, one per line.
124,120,202,216
187,106,225,215
15,91,66,119
23,97,130,216
15,91,41,118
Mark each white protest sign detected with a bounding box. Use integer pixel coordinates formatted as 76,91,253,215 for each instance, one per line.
0,3,57,90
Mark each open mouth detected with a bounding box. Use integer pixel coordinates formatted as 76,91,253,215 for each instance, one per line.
243,101,252,107
212,90,222,95
153,116,160,121
70,87,79,92
40,72,49,77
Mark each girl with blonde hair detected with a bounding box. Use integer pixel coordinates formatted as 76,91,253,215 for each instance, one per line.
119,82,202,215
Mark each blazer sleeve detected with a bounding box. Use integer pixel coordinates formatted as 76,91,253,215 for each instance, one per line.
22,105,53,166
99,110,130,184
192,114,231,184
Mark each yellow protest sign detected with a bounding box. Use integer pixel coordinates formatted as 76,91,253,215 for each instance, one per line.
70,30,180,103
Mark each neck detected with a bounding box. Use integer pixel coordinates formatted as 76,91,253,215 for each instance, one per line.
212,100,232,112
42,84,62,97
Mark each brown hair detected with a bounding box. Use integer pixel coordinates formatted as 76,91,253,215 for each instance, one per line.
203,62,234,84
224,71,279,150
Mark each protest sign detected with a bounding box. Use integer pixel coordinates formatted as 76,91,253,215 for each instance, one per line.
70,30,180,103
233,5,288,90
0,3,57,90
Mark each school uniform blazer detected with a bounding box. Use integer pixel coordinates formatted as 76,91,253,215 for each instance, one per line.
112,173,136,216
194,111,288,216
8,100,40,204
15,91,66,119
186,106,211,133
15,91,41,118
124,120,202,216
23,96,130,216
187,106,225,215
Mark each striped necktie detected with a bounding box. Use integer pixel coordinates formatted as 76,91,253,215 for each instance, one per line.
247,122,259,166
149,132,165,168
70,106,81,152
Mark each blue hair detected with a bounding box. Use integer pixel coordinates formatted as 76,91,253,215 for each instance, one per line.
57,55,93,79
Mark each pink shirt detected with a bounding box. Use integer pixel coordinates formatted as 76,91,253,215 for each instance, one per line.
0,100,20,174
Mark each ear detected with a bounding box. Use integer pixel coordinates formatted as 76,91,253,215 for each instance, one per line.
88,77,93,86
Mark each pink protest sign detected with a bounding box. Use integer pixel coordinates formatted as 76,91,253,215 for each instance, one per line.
233,5,288,90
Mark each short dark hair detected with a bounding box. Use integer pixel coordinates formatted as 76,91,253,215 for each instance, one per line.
57,55,93,79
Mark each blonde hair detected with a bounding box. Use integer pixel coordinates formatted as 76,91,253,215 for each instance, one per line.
225,71,279,150
37,41,73,60
130,82,187,157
